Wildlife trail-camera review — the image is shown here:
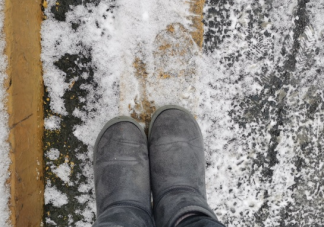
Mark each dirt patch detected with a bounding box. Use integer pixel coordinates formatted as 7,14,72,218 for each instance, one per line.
189,0,205,48
4,0,44,226
130,58,156,134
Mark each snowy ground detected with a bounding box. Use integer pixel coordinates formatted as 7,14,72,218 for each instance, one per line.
0,0,10,226
42,0,324,226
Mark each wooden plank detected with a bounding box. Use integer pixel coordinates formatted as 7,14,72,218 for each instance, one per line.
4,0,44,226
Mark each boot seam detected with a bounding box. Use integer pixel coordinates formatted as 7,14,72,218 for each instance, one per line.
112,138,147,145
154,186,200,209
150,136,202,147
103,201,154,225
151,141,204,150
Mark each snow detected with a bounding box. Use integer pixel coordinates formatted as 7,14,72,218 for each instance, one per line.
44,182,68,207
42,0,324,226
45,218,57,225
51,163,71,184
46,148,60,161
0,0,10,225
44,116,62,130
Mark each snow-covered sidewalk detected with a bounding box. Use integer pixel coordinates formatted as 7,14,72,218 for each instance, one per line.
40,0,324,226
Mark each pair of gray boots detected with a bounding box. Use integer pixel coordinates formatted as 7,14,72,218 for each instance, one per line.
93,106,220,227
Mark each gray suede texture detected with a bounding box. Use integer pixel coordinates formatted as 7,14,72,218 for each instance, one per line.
149,108,217,227
93,120,153,227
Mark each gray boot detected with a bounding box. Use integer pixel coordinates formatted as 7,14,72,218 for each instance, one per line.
93,117,154,227
148,106,218,227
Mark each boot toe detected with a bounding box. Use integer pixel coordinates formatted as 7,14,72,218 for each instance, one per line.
95,121,147,162
149,108,203,147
